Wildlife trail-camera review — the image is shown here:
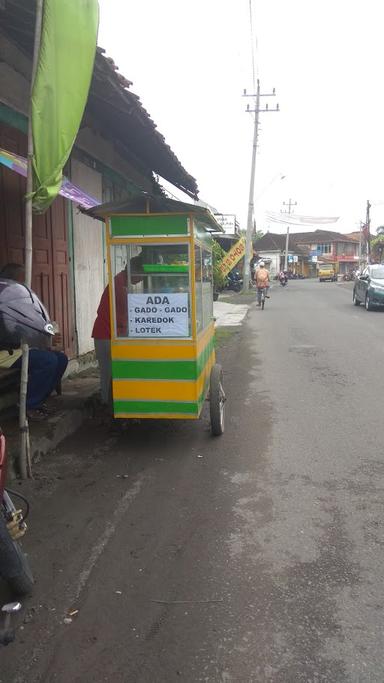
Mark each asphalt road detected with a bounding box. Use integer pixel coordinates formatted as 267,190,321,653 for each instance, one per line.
2,279,384,683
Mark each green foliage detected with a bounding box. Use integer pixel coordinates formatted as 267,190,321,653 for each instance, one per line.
211,239,228,289
252,230,264,246
371,234,384,261
371,234,384,247
238,228,264,244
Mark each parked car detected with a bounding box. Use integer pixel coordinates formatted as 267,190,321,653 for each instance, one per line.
353,264,384,310
318,264,337,282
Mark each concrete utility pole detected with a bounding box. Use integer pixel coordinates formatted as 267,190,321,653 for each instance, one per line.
366,199,371,264
281,198,297,271
358,221,363,270
242,81,279,292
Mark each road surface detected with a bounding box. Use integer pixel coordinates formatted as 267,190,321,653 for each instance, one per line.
2,280,384,682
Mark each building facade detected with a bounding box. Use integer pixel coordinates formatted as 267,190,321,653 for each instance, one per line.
293,230,359,275
254,230,360,277
253,233,309,277
0,3,197,362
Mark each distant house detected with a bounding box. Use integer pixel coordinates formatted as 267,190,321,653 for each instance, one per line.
0,3,197,364
254,229,360,277
293,230,359,275
253,232,309,277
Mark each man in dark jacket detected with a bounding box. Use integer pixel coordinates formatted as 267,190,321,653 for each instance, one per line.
0,263,68,420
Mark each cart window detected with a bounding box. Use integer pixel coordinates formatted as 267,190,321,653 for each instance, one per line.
202,248,213,328
194,245,203,334
111,243,191,338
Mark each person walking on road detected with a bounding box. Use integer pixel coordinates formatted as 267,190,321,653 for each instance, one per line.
255,261,270,306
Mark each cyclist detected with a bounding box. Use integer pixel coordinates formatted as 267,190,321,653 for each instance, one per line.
255,261,270,306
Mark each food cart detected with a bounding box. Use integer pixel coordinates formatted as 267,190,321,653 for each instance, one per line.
88,195,226,435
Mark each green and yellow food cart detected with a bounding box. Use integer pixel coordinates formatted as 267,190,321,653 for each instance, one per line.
88,195,226,435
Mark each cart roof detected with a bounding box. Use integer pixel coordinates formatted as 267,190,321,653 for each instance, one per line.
85,194,224,233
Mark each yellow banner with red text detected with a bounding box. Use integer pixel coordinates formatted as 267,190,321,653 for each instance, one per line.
218,237,246,277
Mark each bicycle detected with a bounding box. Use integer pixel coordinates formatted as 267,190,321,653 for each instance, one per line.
257,287,268,310
261,288,266,310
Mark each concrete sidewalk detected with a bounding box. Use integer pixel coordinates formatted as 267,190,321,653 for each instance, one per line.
214,300,250,327
3,301,250,475
3,369,100,476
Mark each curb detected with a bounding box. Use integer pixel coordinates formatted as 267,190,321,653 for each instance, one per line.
6,394,98,479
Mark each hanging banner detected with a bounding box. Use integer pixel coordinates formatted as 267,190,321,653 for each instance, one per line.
128,293,189,338
31,0,99,212
218,237,246,277
0,148,100,209
266,211,340,226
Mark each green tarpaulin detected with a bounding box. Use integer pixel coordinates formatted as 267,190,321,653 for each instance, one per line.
31,0,99,213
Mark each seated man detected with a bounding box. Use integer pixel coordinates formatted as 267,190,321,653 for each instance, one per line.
0,263,68,420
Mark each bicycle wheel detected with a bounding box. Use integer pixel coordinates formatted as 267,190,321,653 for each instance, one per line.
209,364,225,436
261,293,265,310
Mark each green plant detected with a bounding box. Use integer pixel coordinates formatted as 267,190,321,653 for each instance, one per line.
371,234,384,262
212,239,228,290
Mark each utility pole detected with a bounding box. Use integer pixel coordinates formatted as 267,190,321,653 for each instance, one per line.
358,221,362,270
242,80,279,292
281,198,297,271
366,199,371,264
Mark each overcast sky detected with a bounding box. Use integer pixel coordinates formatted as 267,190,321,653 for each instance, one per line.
98,0,384,235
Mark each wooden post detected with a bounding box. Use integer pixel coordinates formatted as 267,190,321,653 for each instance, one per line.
19,0,43,479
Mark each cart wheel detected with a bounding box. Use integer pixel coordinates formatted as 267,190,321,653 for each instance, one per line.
210,364,225,436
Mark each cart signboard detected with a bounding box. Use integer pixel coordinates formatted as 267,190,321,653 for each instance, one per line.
128,293,189,337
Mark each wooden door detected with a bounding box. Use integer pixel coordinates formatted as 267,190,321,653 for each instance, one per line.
0,123,75,357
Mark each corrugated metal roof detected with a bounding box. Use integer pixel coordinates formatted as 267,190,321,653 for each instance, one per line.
255,230,360,253
85,193,224,233
292,229,358,243
254,232,317,257
0,0,199,198
254,233,287,251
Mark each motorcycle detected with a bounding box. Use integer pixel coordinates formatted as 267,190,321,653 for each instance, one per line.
225,269,243,293
279,273,288,287
0,426,33,598
0,278,56,645
0,426,32,647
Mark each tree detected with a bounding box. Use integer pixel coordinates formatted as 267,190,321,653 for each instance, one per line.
370,234,384,262
238,227,264,247
211,238,227,290
252,230,264,246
